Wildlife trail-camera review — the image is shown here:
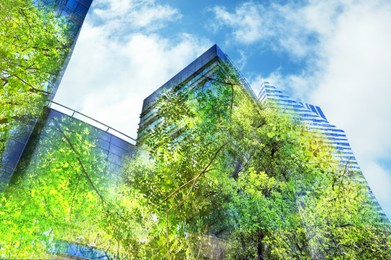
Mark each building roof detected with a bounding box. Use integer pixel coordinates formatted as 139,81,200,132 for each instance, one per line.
141,44,256,114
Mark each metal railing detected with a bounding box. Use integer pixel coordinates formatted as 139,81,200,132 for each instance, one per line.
48,100,137,145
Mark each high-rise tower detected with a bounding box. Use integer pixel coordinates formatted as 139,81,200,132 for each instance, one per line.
138,44,256,142
135,44,390,258
138,44,388,222
259,81,388,221
0,0,93,189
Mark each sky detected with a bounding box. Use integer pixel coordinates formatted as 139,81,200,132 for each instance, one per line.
55,0,391,219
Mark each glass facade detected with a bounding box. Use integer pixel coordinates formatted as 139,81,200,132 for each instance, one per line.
0,0,93,190
258,81,388,221
11,107,134,259
138,44,389,223
138,44,256,141
37,0,92,35
141,45,255,115
0,123,35,190
0,2,114,257
44,109,135,171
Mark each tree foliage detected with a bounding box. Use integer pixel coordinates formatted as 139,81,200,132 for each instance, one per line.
0,113,123,258
0,4,389,256
0,0,70,160
116,63,391,259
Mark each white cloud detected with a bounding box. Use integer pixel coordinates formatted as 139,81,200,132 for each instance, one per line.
361,162,391,217
212,3,269,45
307,1,391,219
92,0,181,33
211,2,323,58
55,1,210,138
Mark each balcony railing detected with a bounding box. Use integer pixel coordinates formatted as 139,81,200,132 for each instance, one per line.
48,100,137,145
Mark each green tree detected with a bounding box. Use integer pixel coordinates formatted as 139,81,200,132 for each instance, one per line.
0,113,119,258
0,1,123,257
0,0,70,160
117,63,390,259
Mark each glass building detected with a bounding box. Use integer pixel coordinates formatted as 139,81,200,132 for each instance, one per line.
11,104,135,259
138,44,257,142
1,0,93,190
138,44,388,222
37,0,93,34
0,0,136,258
258,81,388,221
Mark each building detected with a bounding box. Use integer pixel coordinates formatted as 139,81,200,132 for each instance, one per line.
17,102,136,181
138,44,257,142
0,0,93,190
0,0,135,258
13,103,135,259
37,0,93,33
259,82,358,169
138,44,388,222
258,81,388,220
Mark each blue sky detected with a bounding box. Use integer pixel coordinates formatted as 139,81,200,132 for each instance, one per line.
55,0,391,219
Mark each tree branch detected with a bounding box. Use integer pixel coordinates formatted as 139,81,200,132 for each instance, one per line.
52,118,107,206
165,141,228,202
11,73,51,96
169,168,213,211
69,171,82,221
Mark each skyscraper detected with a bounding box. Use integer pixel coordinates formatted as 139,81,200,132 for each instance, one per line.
258,81,388,221
138,44,257,142
0,1,118,257
138,44,388,222
0,0,93,189
134,44,391,258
